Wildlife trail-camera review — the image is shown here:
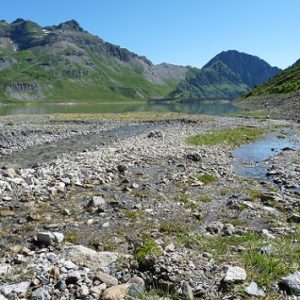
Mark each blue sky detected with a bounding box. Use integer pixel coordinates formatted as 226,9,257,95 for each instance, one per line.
2,0,300,69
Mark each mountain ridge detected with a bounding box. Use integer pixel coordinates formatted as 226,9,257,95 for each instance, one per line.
170,50,281,100
0,19,281,102
0,18,190,101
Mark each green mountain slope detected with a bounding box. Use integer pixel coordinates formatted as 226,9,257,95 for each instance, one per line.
0,20,281,102
170,50,281,100
0,19,189,102
245,59,300,98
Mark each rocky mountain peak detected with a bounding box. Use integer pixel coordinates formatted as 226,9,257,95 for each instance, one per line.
11,18,26,24
203,50,281,88
57,20,84,32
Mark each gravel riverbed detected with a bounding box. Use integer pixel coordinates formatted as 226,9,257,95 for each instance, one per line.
0,114,299,299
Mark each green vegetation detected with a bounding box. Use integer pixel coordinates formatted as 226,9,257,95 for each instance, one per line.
124,210,144,220
133,238,162,262
175,230,300,287
171,63,248,100
196,173,217,184
186,127,265,146
0,19,179,102
171,50,280,100
198,194,213,203
65,231,79,244
159,222,186,234
246,188,262,201
176,193,190,204
245,59,300,98
219,188,231,196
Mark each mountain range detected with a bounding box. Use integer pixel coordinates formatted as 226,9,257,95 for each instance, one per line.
0,19,281,102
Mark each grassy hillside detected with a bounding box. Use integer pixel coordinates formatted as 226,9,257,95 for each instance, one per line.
245,60,300,98
0,19,183,102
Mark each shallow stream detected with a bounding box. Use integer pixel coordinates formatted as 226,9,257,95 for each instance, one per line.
234,128,300,180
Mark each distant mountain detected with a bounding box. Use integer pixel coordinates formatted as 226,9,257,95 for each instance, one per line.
245,59,300,98
170,50,281,100
0,20,281,102
0,19,189,101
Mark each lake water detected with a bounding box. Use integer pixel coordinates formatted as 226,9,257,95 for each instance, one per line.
0,101,242,116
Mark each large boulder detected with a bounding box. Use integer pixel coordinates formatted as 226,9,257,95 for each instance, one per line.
58,245,118,272
280,272,300,295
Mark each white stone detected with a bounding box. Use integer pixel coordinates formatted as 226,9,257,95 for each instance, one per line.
0,281,31,296
0,264,10,275
88,196,105,208
223,266,247,283
245,282,265,297
102,222,110,229
262,229,276,240
36,232,64,245
59,245,118,271
77,285,89,297
280,272,300,296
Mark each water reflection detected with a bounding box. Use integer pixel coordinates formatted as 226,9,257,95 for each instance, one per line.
0,100,242,116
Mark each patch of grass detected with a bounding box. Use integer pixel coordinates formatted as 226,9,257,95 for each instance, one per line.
187,201,198,210
65,231,79,244
238,202,248,211
176,230,300,288
176,193,190,204
196,173,217,185
186,127,266,146
198,194,213,203
124,210,144,220
159,222,186,234
219,188,231,196
175,193,200,211
244,250,287,286
246,188,262,201
267,185,279,193
133,238,162,262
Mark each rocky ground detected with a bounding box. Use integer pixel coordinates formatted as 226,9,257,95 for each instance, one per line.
0,113,299,300
237,91,300,123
